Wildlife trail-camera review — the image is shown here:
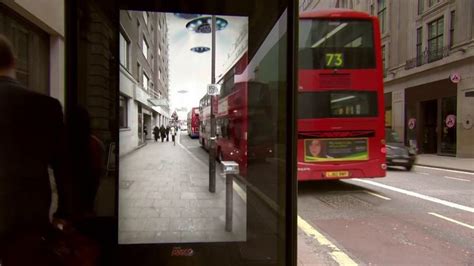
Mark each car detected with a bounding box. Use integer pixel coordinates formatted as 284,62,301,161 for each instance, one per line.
385,128,417,171
180,124,187,131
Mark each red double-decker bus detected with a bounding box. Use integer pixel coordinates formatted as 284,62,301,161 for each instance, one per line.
199,94,212,149
297,9,386,180
187,107,200,138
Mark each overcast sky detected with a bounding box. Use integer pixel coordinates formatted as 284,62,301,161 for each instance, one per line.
166,13,248,120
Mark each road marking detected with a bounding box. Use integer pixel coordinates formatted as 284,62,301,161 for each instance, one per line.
234,183,247,203
429,212,474,230
415,165,474,176
298,216,358,266
365,191,391,200
418,172,430,176
353,179,474,213
443,176,471,182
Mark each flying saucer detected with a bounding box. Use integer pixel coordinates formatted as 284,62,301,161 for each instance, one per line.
190,46,211,53
186,17,228,33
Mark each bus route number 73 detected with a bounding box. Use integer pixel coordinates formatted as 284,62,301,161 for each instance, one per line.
325,53,343,68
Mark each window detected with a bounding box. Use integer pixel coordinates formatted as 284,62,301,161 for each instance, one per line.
143,73,149,92
298,91,378,118
137,62,141,81
377,0,387,34
119,32,129,69
428,17,444,62
382,45,386,76
143,11,148,25
142,38,148,59
416,27,423,66
119,95,128,128
450,11,455,47
418,0,424,14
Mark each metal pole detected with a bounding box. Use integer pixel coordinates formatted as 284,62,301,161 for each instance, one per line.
209,15,216,193
225,173,233,232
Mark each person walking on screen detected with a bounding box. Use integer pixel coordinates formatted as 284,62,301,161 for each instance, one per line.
153,125,160,142
160,125,166,142
171,125,177,146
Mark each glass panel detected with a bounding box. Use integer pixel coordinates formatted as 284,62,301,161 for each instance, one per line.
440,98,456,155
298,91,378,118
299,19,375,69
437,18,444,36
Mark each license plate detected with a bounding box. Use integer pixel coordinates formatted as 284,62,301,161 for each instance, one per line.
325,171,349,178
393,159,408,163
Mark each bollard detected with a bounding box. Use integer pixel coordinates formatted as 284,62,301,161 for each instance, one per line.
221,161,239,232
225,173,233,232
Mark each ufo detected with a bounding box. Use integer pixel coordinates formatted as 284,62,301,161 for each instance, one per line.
190,46,210,53
186,17,228,33
177,90,188,94
174,13,202,19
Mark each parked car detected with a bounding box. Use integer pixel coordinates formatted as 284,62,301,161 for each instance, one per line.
385,128,417,171
180,124,188,131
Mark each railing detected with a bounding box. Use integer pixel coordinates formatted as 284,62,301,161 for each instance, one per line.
405,46,450,70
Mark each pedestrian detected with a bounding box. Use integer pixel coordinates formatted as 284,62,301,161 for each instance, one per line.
153,125,160,142
166,124,171,142
160,125,166,142
171,125,177,146
143,125,147,139
0,34,71,263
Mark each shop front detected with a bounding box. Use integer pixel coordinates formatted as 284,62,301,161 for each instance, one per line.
405,79,457,156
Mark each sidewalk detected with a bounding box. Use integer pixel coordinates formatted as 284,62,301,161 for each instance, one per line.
118,133,246,244
415,154,474,172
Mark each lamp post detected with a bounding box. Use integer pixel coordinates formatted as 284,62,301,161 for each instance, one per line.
209,15,217,193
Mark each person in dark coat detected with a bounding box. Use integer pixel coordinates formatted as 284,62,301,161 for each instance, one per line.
0,34,71,261
160,125,166,142
166,125,171,142
153,125,160,142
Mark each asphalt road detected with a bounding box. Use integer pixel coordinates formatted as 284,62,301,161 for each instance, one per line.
298,165,474,265
179,132,473,265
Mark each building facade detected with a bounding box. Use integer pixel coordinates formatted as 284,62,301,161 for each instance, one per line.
119,11,170,156
301,0,474,158
1,0,65,106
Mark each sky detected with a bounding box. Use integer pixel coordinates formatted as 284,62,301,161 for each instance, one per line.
166,13,248,120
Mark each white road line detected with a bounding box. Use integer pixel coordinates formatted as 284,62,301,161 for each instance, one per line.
443,176,471,182
298,216,358,266
429,212,474,230
415,165,474,176
353,179,474,213
234,183,247,203
418,172,430,176
365,191,391,200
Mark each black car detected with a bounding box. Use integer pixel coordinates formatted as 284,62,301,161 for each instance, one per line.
385,128,417,171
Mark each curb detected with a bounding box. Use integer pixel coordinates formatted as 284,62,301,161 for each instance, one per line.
119,142,148,159
414,164,474,174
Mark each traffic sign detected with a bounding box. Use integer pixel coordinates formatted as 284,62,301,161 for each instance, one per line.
408,118,416,130
445,114,456,128
450,73,461,83
207,84,221,96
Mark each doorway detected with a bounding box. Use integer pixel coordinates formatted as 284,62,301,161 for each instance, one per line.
420,99,437,153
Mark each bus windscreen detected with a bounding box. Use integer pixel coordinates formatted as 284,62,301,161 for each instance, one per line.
299,19,375,69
